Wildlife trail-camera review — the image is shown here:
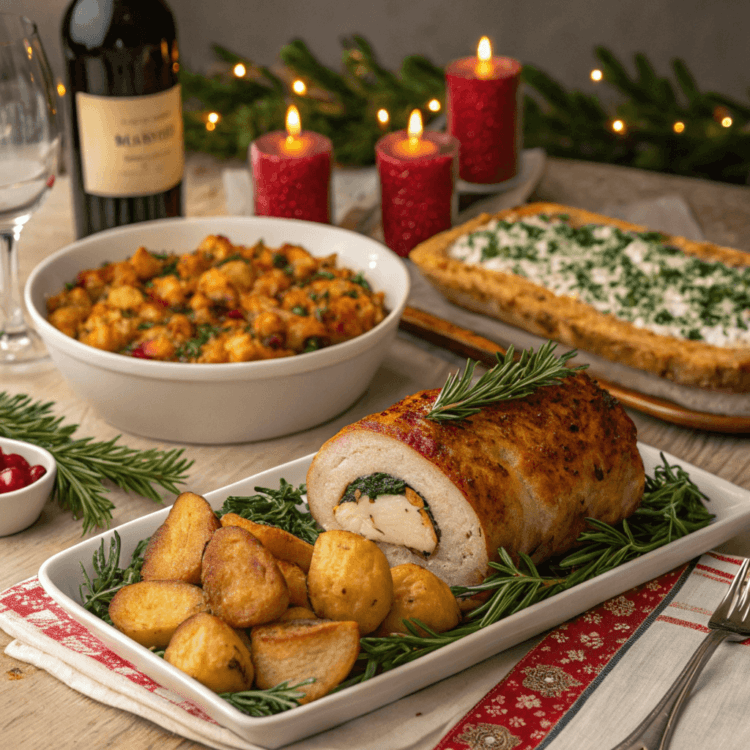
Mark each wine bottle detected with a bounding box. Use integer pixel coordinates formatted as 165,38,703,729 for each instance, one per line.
61,0,184,239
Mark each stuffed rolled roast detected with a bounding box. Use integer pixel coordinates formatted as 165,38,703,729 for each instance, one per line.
306,372,645,588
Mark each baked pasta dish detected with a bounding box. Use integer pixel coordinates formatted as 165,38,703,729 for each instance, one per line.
46,235,386,363
410,203,750,414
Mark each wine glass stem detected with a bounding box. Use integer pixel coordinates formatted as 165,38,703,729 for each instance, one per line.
0,225,25,335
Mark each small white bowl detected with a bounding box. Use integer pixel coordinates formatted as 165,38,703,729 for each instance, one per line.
0,437,57,536
24,216,410,444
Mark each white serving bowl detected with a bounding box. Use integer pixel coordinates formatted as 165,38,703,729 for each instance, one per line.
0,437,57,536
25,216,409,444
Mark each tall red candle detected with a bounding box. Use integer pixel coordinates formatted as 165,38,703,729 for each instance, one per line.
446,37,522,184
250,105,332,223
376,110,458,258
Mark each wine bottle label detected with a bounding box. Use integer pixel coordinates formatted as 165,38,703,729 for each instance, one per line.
76,85,184,197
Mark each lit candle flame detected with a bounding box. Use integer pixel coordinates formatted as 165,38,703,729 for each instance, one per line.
286,104,302,139
476,36,493,78
407,109,424,148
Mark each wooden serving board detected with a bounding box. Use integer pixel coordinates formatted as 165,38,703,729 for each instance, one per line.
399,306,750,434
337,208,750,434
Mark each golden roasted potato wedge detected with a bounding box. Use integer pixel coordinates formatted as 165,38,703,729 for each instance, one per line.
201,525,289,628
375,563,461,636
251,619,360,704
109,580,208,648
307,530,393,635
141,492,220,584
164,613,254,693
276,559,310,608
219,513,314,572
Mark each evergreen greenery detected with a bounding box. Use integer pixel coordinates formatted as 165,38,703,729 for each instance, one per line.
181,38,750,184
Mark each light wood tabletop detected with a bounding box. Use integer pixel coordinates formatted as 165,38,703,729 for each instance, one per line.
2,153,750,749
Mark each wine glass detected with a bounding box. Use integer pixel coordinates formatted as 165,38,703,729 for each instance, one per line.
0,13,60,366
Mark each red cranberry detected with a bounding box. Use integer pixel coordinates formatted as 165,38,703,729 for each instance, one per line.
29,465,47,483
0,467,29,494
2,452,31,473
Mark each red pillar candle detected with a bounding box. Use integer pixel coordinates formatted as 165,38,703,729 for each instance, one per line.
446,37,522,184
375,110,458,258
250,105,332,223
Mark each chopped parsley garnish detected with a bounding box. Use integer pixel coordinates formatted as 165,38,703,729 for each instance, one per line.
449,215,750,347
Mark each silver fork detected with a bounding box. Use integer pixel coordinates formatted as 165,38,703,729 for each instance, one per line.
609,557,750,750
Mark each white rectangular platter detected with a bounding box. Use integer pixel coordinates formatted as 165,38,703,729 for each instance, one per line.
38,443,750,749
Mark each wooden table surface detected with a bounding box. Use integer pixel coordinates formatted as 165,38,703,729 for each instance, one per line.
3,153,750,749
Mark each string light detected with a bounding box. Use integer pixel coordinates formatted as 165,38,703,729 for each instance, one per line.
206,122,216,132
590,69,603,82
292,79,307,95
233,63,246,78
427,98,441,112
56,81,66,97
673,121,685,134
611,119,626,134
207,112,220,124
721,116,733,128
377,108,389,126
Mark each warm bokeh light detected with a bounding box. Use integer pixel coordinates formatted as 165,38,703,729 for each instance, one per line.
721,116,733,128
292,79,307,95
286,104,302,139
233,63,246,78
590,69,603,82
206,121,216,132
207,112,220,124
56,81,66,97
427,98,441,112
377,108,390,125
611,119,626,134
407,109,424,142
673,121,685,134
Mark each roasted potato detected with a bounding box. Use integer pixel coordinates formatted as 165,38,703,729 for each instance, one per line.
375,563,461,636
141,492,220,584
164,613,254,693
278,606,318,622
201,526,289,628
251,619,360,704
219,513,314,572
109,581,208,648
276,559,310,608
307,530,393,635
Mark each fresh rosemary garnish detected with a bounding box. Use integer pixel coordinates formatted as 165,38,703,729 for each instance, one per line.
218,480,321,544
0,392,193,534
80,455,713,714
346,453,714,679
426,341,585,422
220,680,314,716
79,531,148,625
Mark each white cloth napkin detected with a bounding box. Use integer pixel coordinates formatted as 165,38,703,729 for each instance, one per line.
3,552,750,750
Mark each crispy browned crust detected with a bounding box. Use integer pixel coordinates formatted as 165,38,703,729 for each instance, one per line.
410,202,750,393
336,371,644,568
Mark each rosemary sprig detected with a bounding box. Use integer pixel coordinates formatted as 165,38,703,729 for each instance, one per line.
0,391,193,534
79,531,148,625
349,453,714,679
220,680,315,716
426,342,586,422
219,480,321,544
80,455,714,712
